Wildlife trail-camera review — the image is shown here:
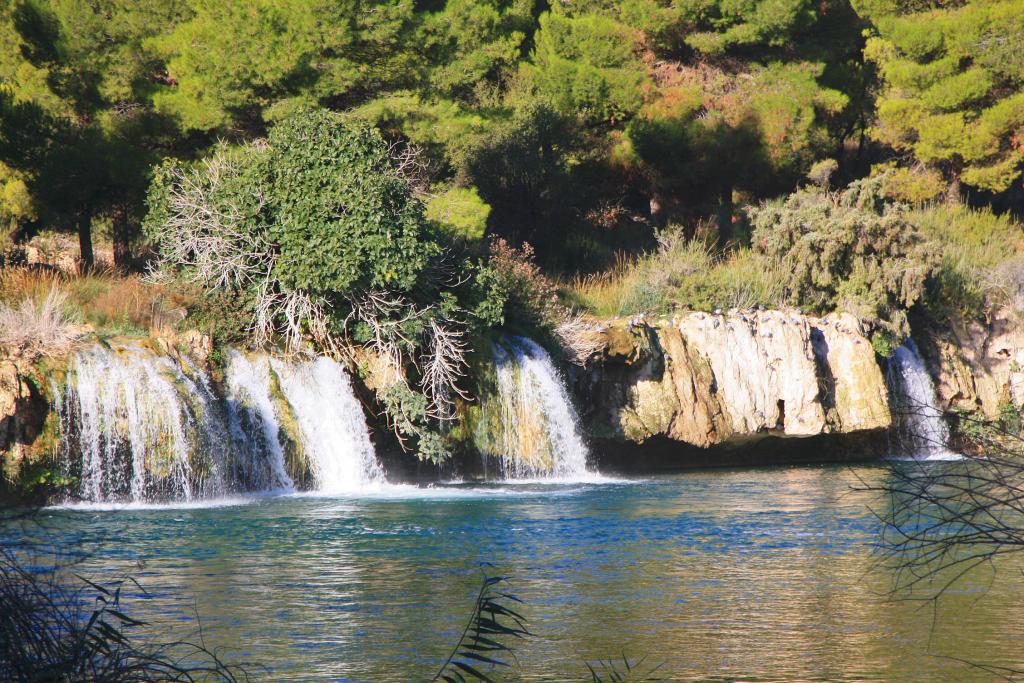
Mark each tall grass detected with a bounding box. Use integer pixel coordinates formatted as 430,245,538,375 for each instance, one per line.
0,267,195,338
0,286,83,360
911,204,1024,317
565,227,787,317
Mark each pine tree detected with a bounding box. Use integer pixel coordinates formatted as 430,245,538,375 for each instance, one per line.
859,0,1024,197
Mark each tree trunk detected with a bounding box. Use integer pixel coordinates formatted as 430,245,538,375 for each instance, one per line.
77,209,94,272
649,189,666,228
112,204,132,271
716,183,733,247
946,176,963,205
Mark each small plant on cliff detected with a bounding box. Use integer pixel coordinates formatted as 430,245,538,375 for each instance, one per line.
748,176,941,335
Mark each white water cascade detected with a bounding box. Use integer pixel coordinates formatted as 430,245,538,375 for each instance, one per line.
886,339,956,460
57,344,229,503
490,336,591,479
224,352,295,492
268,356,384,493
56,344,385,503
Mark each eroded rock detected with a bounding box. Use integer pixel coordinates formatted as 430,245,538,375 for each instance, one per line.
573,310,891,449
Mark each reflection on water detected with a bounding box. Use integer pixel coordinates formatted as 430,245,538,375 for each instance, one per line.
8,464,1024,682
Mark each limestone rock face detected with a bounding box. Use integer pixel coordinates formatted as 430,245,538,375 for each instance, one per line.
814,313,892,432
925,307,1024,418
573,310,891,448
0,356,50,478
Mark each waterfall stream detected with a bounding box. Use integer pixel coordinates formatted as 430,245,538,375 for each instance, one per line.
225,352,295,492
886,339,956,460
269,356,384,493
56,344,384,503
58,344,225,502
489,336,591,479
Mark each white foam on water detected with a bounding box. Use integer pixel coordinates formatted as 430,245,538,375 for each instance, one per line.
48,495,259,512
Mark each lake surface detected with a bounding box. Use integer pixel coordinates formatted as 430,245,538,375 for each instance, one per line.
10,464,1024,682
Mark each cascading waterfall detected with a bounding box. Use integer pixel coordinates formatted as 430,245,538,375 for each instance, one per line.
268,356,384,492
56,344,385,503
224,351,295,492
886,339,955,460
57,344,229,503
489,336,591,479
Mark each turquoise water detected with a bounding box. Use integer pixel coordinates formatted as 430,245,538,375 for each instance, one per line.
12,464,1024,681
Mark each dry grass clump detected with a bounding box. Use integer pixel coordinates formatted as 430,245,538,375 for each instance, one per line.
0,287,83,359
554,311,606,365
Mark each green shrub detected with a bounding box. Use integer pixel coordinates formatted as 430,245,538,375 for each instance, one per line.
266,110,438,296
145,108,468,462
911,203,1024,319
748,177,940,333
426,186,491,242
483,237,568,331
145,108,442,305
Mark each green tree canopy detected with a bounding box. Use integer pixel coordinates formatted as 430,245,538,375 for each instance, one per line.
526,10,649,124
677,0,820,55
152,0,418,134
419,0,534,102
861,0,1024,195
0,0,183,267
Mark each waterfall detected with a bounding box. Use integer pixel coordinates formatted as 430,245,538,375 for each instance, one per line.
57,344,229,503
269,356,384,493
224,352,295,492
57,344,384,503
489,336,591,479
886,339,955,460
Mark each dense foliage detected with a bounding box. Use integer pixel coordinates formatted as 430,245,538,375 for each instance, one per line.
145,109,528,462
859,0,1024,198
1,0,1019,276
749,177,941,334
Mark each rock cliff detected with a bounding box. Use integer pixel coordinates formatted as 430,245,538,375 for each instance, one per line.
920,306,1024,419
570,310,892,450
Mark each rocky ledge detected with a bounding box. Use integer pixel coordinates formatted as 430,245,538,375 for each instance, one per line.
570,310,892,461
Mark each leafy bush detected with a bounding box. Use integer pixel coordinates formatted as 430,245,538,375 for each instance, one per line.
144,108,495,462
145,110,441,324
748,177,940,333
485,238,563,331
266,110,438,296
425,186,491,242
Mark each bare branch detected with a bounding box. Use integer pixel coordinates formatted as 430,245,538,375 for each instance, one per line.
421,318,471,421
553,311,605,366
